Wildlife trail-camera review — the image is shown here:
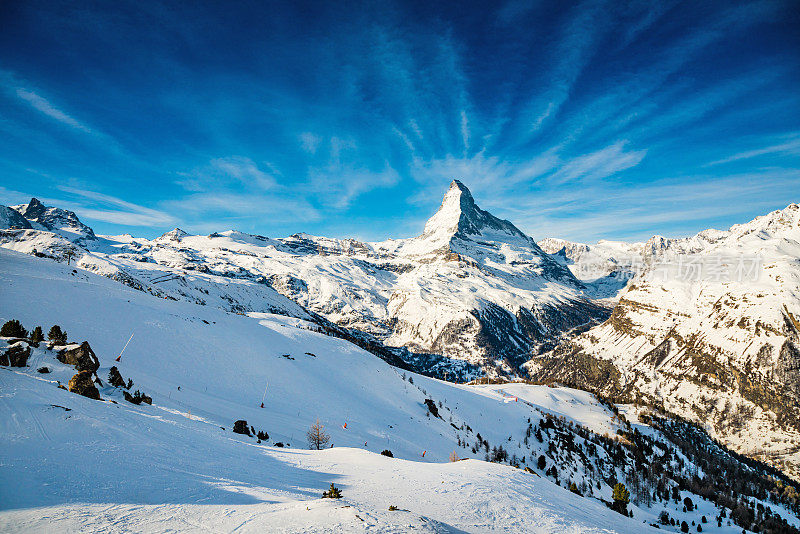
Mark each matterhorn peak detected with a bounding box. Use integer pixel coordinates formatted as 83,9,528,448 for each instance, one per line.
157,228,189,242
421,180,525,242
21,197,46,219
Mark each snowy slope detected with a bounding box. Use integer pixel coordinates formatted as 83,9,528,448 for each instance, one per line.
4,248,793,532
530,203,800,476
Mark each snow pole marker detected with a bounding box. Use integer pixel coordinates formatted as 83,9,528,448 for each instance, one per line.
260,383,268,408
115,332,134,362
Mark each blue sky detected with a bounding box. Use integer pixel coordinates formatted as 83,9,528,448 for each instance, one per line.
0,0,798,243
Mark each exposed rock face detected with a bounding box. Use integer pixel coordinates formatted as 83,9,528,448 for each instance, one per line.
0,206,32,230
58,341,100,373
68,371,100,400
0,342,31,367
776,341,800,397
12,197,96,241
528,203,800,477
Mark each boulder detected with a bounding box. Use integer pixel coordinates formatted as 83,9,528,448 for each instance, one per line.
58,341,100,373
68,371,100,400
233,420,251,435
0,342,30,367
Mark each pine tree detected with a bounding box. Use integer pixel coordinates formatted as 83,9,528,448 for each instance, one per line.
307,418,330,450
30,326,44,345
612,482,630,515
1,319,27,338
322,483,342,499
48,325,67,345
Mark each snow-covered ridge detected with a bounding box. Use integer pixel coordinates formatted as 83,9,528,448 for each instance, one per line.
0,182,607,377
530,201,800,477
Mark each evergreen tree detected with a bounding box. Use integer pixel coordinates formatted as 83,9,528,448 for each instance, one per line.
322,483,342,499
30,326,44,345
612,483,630,515
1,319,27,338
48,325,67,344
537,455,547,470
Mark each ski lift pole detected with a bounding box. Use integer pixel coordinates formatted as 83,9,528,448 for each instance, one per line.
115,333,134,362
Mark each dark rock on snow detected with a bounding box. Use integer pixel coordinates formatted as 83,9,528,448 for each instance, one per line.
68,370,101,400
1,342,31,367
58,341,100,373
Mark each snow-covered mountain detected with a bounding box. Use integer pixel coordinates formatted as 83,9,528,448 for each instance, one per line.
0,182,608,379
529,203,800,477
2,247,798,533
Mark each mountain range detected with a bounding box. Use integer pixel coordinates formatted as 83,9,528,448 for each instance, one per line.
1,182,799,477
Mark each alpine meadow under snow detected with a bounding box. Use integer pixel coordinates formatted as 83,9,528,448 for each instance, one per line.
2,181,800,533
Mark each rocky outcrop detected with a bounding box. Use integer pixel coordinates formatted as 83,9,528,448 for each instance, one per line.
68,370,100,400
0,342,30,367
58,341,100,373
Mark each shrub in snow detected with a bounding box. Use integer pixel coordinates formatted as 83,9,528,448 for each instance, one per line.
680,520,689,533
47,325,67,345
124,390,152,405
257,430,269,441
108,366,126,388
381,449,393,457
659,511,670,525
233,420,251,436
322,483,342,499
1,319,27,338
449,451,460,462
424,398,440,418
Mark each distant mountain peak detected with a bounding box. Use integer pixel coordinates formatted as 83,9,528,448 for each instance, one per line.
10,197,95,241
421,180,526,243
22,197,46,219
157,228,189,242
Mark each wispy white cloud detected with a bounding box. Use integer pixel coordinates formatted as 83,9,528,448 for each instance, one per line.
15,89,92,133
548,141,647,184
57,186,178,227
300,132,322,154
704,135,800,166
